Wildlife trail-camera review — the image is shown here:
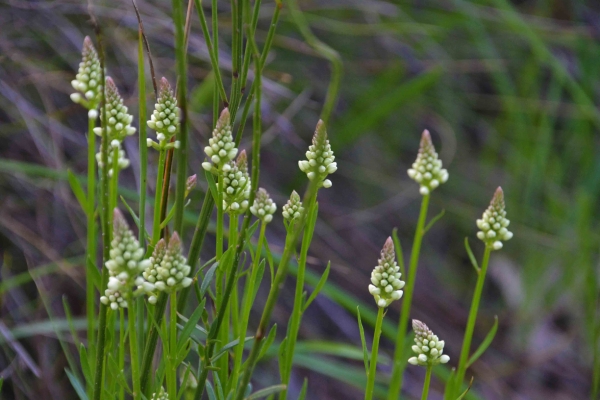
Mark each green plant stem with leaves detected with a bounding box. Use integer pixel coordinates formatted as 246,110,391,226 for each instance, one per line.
365,306,384,400
388,193,430,399
421,365,433,400
86,115,97,351
453,245,492,395
127,297,141,399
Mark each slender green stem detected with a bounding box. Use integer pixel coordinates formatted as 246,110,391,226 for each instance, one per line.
140,292,168,397
167,292,178,399
454,245,492,395
119,308,125,400
231,222,266,387
109,146,120,212
138,30,148,247
387,194,430,400
127,297,141,400
92,32,111,400
151,150,167,246
365,307,384,400
421,365,432,400
279,199,317,400
86,115,97,356
234,182,319,400
216,176,224,260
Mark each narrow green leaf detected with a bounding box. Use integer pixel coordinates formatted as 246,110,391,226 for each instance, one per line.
206,381,218,400
78,343,92,386
62,295,80,347
177,298,206,354
297,379,308,400
467,316,499,368
65,368,89,400
67,169,87,211
278,336,288,379
303,261,330,312
201,261,219,297
443,367,456,400
120,195,151,242
258,324,277,363
263,239,275,286
245,384,287,399
455,377,474,400
392,228,406,278
356,306,369,374
0,377,3,392
205,169,219,203
424,209,445,234
211,336,253,363
464,237,480,273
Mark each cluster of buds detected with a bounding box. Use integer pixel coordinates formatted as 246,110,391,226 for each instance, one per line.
298,120,337,188
140,233,192,304
368,237,405,308
185,174,197,198
250,188,277,223
147,78,180,151
100,210,150,310
202,108,238,171
407,130,449,196
222,150,251,214
282,190,304,224
408,320,450,366
93,78,136,141
150,387,168,400
476,187,513,250
70,36,102,118
95,141,131,177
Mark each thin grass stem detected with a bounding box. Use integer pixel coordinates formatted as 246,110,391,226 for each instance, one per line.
421,365,432,400
365,307,384,400
86,115,97,356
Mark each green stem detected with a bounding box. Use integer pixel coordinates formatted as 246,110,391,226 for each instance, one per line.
167,292,178,398
86,115,97,357
231,222,266,387
365,307,384,400
421,365,432,400
138,30,148,247
234,182,319,400
127,297,141,400
119,308,125,400
151,150,167,246
140,292,169,397
387,194,430,400
216,176,224,260
109,146,120,213
454,245,492,395
279,199,317,400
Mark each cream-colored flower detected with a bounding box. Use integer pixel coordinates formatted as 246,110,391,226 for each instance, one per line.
407,320,450,366
476,187,513,250
407,130,449,195
298,120,337,188
368,237,405,308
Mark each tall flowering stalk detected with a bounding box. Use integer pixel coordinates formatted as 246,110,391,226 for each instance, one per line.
388,130,449,399
408,320,450,400
451,187,512,396
365,237,405,400
70,36,102,350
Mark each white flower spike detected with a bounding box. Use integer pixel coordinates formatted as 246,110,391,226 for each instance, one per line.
282,190,304,224
407,130,449,195
147,77,180,150
150,387,169,400
476,187,513,250
202,108,238,171
71,36,102,117
222,150,251,214
250,188,277,223
368,237,405,308
140,232,192,301
100,209,150,310
408,320,450,366
298,120,337,188
93,77,136,142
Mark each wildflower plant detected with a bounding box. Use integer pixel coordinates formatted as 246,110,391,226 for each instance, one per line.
250,188,277,223
147,77,180,150
298,120,337,188
407,130,449,196
70,36,102,118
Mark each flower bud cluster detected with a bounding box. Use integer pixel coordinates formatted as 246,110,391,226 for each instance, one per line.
368,237,405,308
282,190,304,223
70,36,102,118
408,320,450,366
100,210,150,310
202,108,238,171
222,150,251,214
93,77,136,142
476,187,513,250
150,387,168,400
298,120,337,188
407,130,449,196
96,141,131,177
147,78,180,151
185,174,197,198
140,233,192,303
250,188,277,223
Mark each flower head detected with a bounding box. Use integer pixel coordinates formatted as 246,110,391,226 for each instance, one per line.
93,77,136,142
222,150,251,214
202,108,238,171
71,36,102,117
100,209,150,310
298,120,337,188
282,190,304,224
150,387,168,400
368,237,405,308
140,233,192,302
476,187,513,250
96,140,130,176
250,188,277,223
185,174,197,198
407,130,449,195
408,320,450,366
147,78,180,150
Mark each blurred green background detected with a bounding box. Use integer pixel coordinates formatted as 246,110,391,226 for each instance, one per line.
0,0,598,398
